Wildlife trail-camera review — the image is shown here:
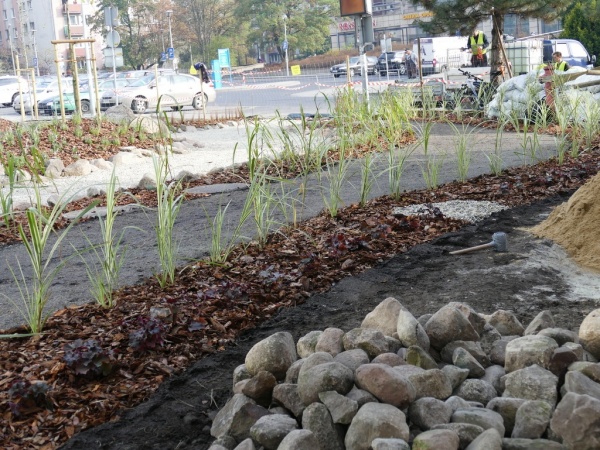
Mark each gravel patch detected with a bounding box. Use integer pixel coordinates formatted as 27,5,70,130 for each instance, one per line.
392,200,508,223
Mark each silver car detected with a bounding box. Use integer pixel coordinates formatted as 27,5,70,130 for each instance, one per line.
0,75,31,107
118,73,216,113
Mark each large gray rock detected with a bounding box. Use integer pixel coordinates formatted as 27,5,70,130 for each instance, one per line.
315,328,345,356
524,310,555,336
442,365,470,390
298,352,333,377
276,429,320,450
441,341,489,368
447,302,486,335
396,306,430,351
550,392,600,450
480,323,502,354
333,349,370,372
406,369,453,400
301,402,344,450
130,115,170,135
563,370,600,401
452,347,486,378
297,361,354,405
346,386,378,408
425,305,479,351
465,428,502,450
502,364,558,406
451,407,505,436
500,438,567,449
511,400,552,439
488,310,524,336
241,371,277,407
486,397,526,436
297,331,322,358
432,423,485,449
481,365,505,394
361,297,403,337
318,390,358,424
343,328,389,358
405,345,438,370
63,159,93,177
408,397,453,430
210,394,270,441
245,332,297,380
537,327,578,346
355,363,416,408
579,308,600,359
504,335,558,373
453,379,497,405
272,383,305,418
44,158,64,178
249,414,298,450
371,438,410,450
412,429,460,449
104,104,137,123
345,403,410,450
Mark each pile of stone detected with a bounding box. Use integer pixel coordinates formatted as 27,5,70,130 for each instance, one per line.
208,298,600,450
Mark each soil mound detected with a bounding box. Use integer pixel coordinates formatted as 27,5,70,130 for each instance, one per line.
531,172,600,272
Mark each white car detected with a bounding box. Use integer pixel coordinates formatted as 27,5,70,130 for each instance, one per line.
0,75,31,107
118,73,216,113
13,78,74,113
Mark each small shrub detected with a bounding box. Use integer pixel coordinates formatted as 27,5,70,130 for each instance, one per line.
8,379,52,416
63,338,114,377
125,316,168,352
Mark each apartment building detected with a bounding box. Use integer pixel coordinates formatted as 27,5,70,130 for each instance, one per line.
0,0,104,75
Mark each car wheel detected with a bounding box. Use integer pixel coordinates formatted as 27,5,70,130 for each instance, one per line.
399,64,407,75
131,97,148,114
81,100,91,114
192,93,208,110
11,93,18,105
380,71,387,76
334,74,340,78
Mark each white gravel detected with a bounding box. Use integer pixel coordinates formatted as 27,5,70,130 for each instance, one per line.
392,200,508,223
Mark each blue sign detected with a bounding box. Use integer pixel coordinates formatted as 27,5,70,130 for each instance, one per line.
33,57,38,67
218,48,230,68
212,60,222,89
160,52,167,62
282,40,288,51
167,47,175,59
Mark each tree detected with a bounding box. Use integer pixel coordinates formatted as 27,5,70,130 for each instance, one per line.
234,0,338,61
412,0,573,82
562,0,600,61
89,0,166,70
175,0,238,64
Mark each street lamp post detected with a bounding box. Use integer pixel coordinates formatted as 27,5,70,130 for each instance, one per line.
166,10,175,70
282,14,289,77
31,29,40,77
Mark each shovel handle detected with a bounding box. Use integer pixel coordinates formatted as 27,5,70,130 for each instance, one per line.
449,242,494,255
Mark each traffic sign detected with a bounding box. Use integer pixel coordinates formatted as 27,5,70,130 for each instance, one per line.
106,30,120,48
218,48,230,68
282,40,288,51
167,47,175,59
160,52,167,62
33,57,38,67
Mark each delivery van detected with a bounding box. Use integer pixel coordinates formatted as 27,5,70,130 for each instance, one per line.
412,36,470,74
542,39,596,69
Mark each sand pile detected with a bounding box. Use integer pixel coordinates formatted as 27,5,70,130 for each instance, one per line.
531,172,600,272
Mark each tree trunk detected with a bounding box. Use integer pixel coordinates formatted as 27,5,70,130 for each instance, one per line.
490,10,505,85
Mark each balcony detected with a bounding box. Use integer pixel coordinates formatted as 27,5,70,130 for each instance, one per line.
64,25,84,37
66,4,82,13
74,47,86,58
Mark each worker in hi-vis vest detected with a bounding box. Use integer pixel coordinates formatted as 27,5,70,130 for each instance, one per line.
552,51,570,71
466,30,489,67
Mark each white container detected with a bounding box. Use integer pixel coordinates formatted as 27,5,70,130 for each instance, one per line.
505,40,544,75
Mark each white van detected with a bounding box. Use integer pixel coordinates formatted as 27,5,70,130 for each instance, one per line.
413,36,470,74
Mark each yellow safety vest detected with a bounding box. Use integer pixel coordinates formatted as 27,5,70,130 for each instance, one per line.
470,34,486,54
554,61,567,71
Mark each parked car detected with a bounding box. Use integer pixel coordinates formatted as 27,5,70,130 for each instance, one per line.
13,78,74,114
38,79,133,115
0,75,31,107
118,73,216,114
376,51,407,76
330,56,378,78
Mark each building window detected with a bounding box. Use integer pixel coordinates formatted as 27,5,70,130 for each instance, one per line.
11,8,15,18
27,0,32,9
3,9,7,20
30,21,35,31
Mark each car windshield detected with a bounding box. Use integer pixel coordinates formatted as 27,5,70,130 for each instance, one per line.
128,75,155,87
349,57,360,64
